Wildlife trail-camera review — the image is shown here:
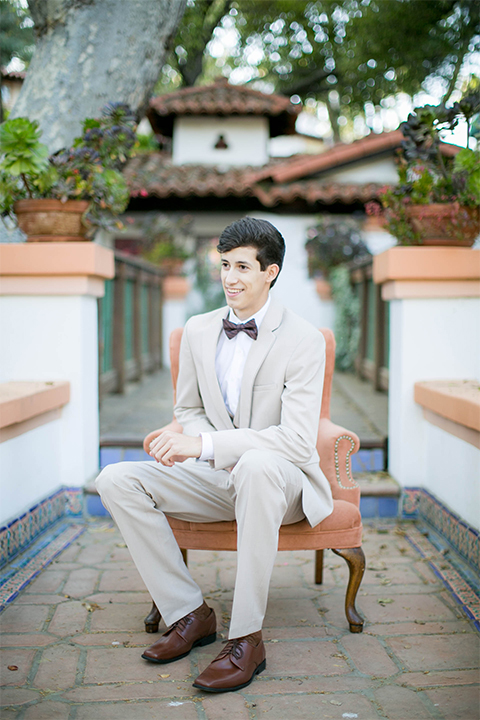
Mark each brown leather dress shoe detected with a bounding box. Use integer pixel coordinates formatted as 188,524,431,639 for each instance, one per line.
192,632,266,692
142,604,216,664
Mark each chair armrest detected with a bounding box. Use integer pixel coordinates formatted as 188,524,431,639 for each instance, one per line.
143,418,184,454
317,418,360,504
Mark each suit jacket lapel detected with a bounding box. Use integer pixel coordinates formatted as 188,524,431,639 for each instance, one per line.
234,300,284,428
201,307,235,430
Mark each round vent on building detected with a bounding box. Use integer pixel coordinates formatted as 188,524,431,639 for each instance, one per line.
214,134,228,150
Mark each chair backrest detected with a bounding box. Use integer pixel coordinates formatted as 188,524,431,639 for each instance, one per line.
169,325,334,421
169,327,184,405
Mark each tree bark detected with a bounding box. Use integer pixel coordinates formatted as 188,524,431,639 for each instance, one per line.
326,95,341,144
11,0,187,153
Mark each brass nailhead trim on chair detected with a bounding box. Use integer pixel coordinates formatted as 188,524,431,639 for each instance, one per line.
334,434,359,489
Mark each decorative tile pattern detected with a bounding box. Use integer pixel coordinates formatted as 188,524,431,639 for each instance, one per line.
405,525,480,631
401,487,421,517
0,523,84,612
0,488,83,569
402,487,479,573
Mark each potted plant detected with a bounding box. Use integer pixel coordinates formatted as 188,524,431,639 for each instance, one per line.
306,216,370,279
141,213,194,274
0,103,137,241
367,95,480,246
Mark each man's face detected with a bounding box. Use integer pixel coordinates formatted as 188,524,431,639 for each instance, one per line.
220,246,278,320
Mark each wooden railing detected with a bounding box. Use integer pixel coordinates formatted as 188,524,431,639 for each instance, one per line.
98,251,164,398
349,257,389,392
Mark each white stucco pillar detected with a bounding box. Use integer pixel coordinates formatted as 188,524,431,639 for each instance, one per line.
373,247,480,490
0,242,114,491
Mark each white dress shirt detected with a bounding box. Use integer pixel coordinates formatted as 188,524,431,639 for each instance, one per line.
198,296,271,461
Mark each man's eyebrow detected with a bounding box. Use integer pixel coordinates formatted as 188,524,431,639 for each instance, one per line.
221,257,253,266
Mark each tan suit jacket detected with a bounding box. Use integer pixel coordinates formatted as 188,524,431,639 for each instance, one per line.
174,299,334,528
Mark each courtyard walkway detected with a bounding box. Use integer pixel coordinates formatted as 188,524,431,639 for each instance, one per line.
1,372,479,718
1,516,479,719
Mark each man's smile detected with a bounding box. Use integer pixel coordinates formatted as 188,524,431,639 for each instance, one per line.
225,288,243,297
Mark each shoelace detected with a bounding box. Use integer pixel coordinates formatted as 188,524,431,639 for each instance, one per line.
215,638,244,662
170,615,193,633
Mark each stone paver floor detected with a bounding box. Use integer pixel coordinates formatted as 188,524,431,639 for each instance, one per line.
0,519,479,720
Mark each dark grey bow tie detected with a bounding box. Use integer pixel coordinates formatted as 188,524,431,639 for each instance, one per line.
223,318,258,340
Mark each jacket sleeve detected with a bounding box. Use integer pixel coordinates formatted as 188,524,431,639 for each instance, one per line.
174,321,217,437
211,330,325,470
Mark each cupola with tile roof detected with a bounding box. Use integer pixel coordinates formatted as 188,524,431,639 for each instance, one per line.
147,77,301,167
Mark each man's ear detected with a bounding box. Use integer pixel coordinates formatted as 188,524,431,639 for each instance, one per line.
265,264,279,285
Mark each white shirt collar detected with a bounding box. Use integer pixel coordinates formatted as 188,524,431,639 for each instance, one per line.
227,295,271,328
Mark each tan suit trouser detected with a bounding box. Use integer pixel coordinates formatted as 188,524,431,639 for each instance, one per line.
95,448,305,638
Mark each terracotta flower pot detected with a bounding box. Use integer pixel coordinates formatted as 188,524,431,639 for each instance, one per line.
159,258,186,276
14,199,90,241
406,203,480,246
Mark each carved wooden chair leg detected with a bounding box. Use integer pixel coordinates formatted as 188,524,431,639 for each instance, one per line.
315,549,324,584
144,601,161,633
332,546,366,633
143,549,188,633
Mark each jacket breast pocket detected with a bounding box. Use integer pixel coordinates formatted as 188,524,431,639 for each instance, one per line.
253,383,277,393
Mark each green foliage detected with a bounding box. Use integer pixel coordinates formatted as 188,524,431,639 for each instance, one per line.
454,147,480,197
0,117,50,177
370,96,480,244
135,133,160,153
306,215,370,278
141,213,194,266
228,0,479,134
0,103,138,234
158,0,479,138
0,117,56,210
157,0,234,92
0,0,34,68
330,265,360,372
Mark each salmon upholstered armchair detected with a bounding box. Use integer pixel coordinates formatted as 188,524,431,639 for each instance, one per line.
143,327,365,634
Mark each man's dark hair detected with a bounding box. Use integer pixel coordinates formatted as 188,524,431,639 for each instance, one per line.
217,217,285,288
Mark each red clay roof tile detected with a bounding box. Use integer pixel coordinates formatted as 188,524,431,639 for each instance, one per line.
148,78,300,137
125,153,384,208
250,130,462,183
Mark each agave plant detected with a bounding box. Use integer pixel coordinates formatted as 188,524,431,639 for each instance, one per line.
0,102,138,234
367,93,480,244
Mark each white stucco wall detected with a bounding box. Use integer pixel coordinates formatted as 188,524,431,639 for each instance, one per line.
0,294,100,522
0,419,63,523
326,157,399,184
173,117,269,166
388,296,480,519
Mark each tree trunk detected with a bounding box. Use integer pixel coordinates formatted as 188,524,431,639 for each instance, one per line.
326,96,341,144
11,0,187,154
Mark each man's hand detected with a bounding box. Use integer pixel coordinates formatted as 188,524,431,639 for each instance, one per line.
149,431,202,467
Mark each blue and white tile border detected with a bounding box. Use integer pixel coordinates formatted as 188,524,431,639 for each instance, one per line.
402,487,479,574
0,487,83,570
0,522,85,612
404,524,480,631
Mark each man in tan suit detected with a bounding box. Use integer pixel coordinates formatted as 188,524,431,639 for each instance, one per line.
96,217,333,693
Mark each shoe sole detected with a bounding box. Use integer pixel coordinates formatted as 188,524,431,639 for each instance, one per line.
192,658,266,693
141,632,216,664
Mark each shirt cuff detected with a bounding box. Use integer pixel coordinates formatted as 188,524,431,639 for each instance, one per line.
198,432,214,461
